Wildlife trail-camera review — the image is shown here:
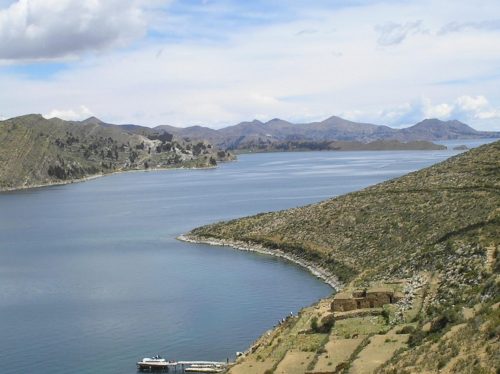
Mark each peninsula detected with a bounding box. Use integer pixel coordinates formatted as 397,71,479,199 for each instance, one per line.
182,141,499,373
0,114,234,191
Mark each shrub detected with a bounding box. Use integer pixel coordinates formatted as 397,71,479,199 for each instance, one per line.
310,317,319,332
382,309,390,325
408,329,426,347
397,325,416,334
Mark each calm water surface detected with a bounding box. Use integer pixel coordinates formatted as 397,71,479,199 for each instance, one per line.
0,141,494,374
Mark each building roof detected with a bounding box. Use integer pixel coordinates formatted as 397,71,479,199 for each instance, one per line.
333,292,352,300
366,287,394,294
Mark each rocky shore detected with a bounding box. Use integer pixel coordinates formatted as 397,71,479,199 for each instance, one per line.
0,164,224,193
0,173,105,192
177,234,343,290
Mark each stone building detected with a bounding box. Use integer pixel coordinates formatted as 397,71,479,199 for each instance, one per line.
331,287,403,312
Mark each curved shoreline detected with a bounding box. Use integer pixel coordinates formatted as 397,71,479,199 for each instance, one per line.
177,234,343,291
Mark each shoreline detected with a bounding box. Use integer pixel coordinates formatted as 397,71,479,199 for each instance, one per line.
0,162,233,193
234,146,449,155
177,234,343,291
0,173,106,193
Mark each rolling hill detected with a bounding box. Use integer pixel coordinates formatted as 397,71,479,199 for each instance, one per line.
184,141,500,373
0,114,233,191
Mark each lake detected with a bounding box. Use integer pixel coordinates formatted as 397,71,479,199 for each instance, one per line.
0,140,495,373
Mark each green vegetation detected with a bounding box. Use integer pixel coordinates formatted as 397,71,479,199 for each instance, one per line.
0,114,234,191
189,141,499,373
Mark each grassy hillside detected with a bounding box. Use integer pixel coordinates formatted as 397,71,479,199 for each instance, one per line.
187,141,499,373
0,114,233,191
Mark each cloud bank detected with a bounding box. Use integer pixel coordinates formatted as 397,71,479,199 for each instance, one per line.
0,0,147,60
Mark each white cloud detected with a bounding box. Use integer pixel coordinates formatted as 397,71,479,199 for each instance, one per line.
455,95,500,120
340,110,365,123
44,105,93,121
455,95,488,112
0,0,147,60
475,110,500,120
378,103,414,122
422,98,454,119
439,19,500,34
375,20,425,46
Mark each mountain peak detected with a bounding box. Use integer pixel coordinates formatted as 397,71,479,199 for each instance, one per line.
265,118,293,126
323,115,343,121
22,114,45,120
233,119,264,127
10,114,47,123
412,118,475,131
416,118,466,125
403,118,480,140
81,116,105,125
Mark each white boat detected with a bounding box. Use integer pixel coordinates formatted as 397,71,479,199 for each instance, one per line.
137,355,174,370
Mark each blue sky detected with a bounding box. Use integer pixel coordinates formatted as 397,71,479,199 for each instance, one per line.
1,0,500,130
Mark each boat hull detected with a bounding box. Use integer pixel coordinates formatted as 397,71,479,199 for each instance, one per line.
137,362,169,371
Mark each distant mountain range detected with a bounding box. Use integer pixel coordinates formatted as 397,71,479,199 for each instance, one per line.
150,116,499,151
66,115,499,152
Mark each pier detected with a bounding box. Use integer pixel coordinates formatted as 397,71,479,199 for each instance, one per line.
137,359,228,373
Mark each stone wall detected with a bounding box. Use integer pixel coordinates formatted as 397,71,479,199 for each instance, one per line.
331,288,402,312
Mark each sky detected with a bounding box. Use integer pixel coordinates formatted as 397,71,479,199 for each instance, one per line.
0,0,499,130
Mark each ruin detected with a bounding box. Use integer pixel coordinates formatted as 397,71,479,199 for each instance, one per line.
331,287,403,312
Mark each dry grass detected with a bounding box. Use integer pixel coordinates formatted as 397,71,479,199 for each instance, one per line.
228,358,275,374
333,316,389,338
312,335,365,373
274,350,314,374
349,334,409,374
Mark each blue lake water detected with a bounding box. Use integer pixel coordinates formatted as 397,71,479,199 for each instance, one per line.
0,139,495,374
